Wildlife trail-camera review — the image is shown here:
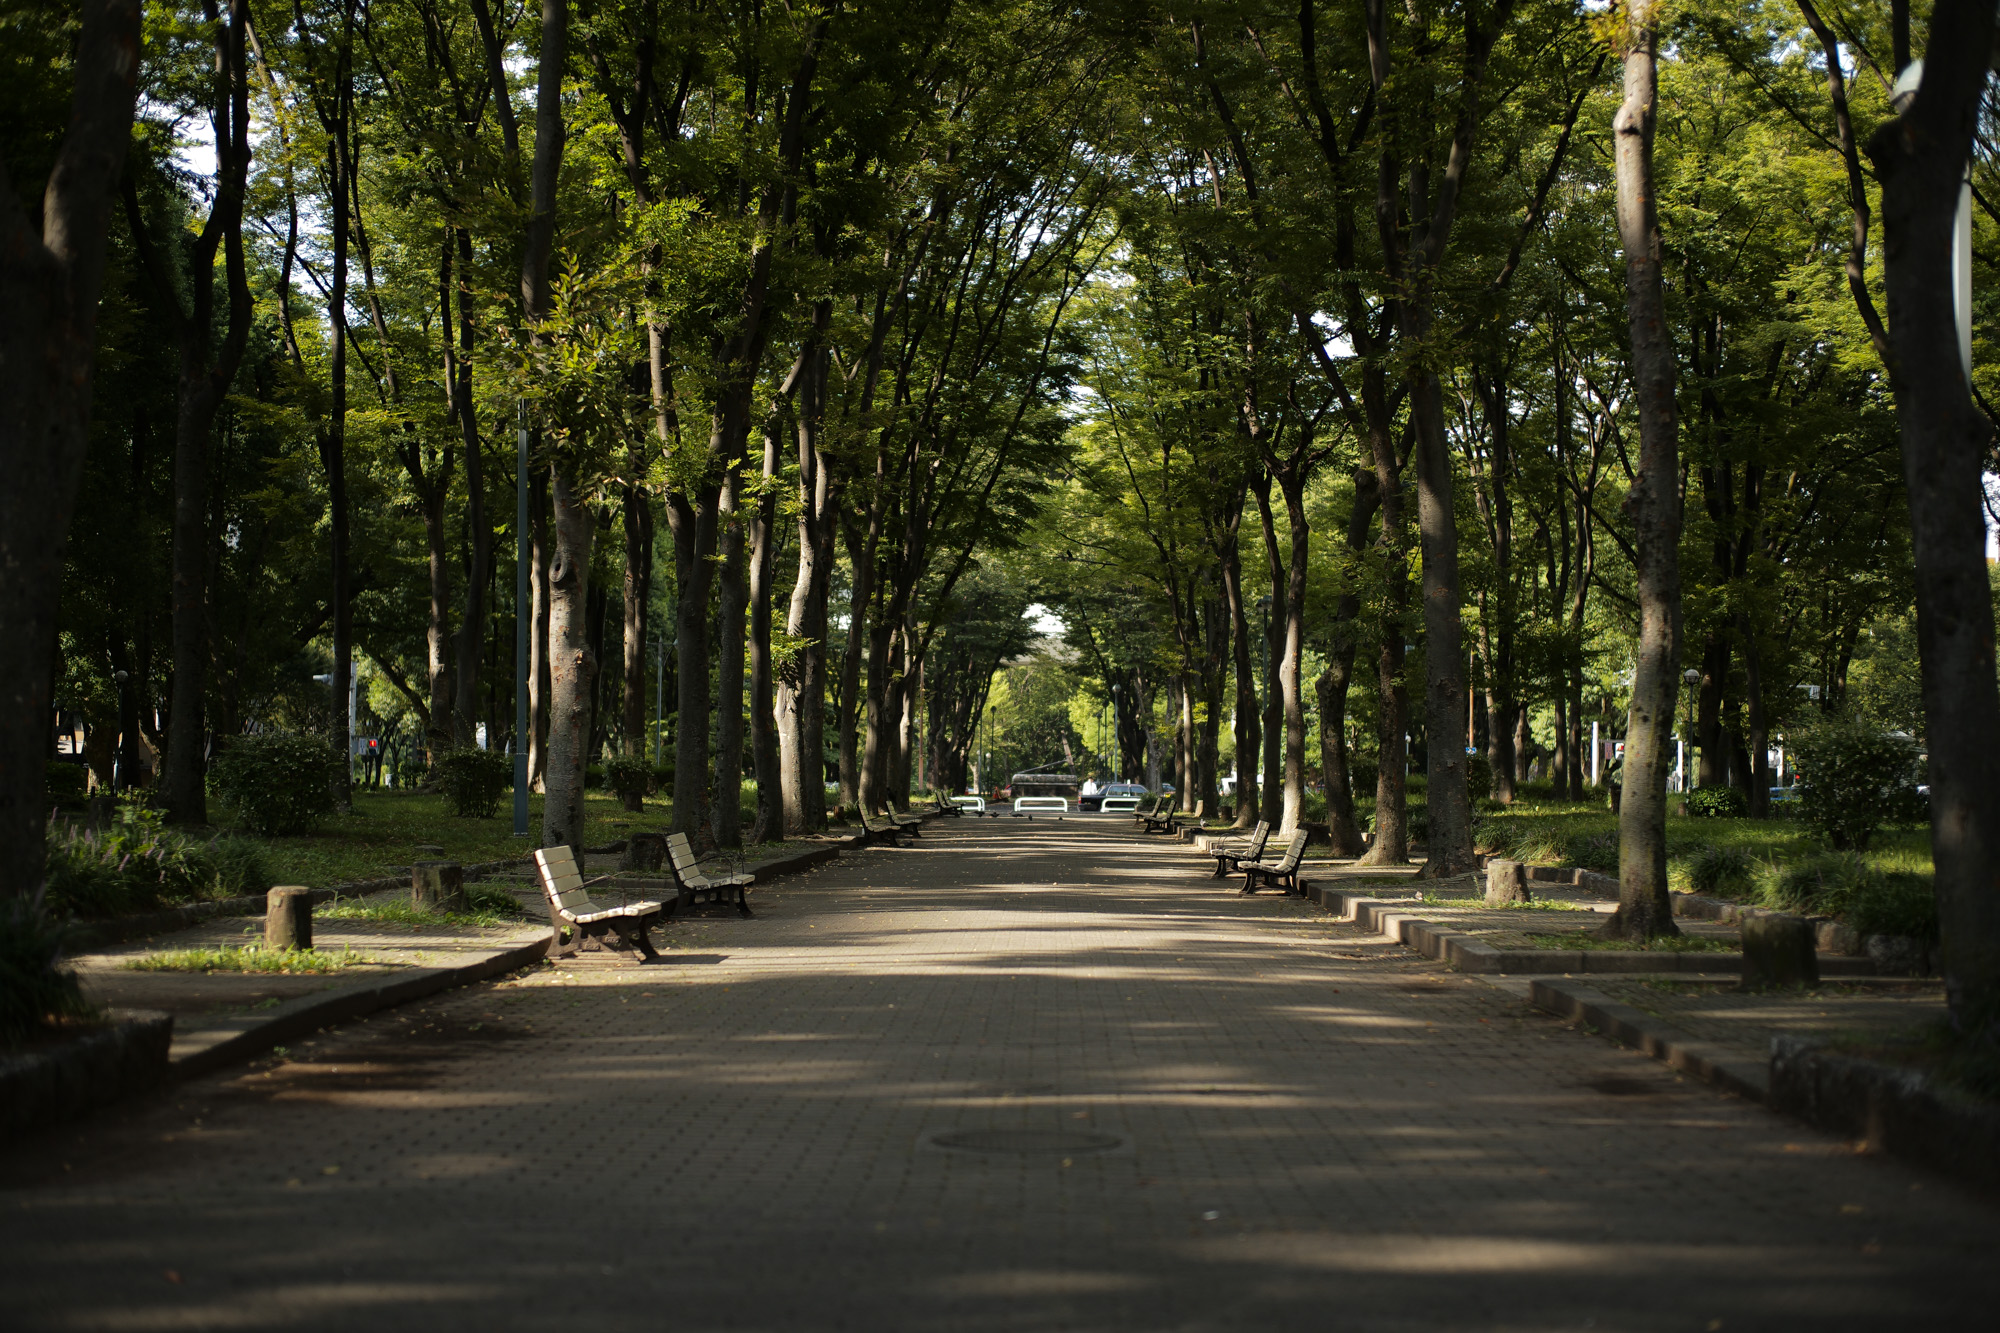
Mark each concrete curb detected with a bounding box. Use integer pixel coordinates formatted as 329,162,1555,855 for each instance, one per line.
169,933,551,1079
1527,977,1770,1102
0,1009,175,1136
1307,883,1877,976
1769,1036,2000,1196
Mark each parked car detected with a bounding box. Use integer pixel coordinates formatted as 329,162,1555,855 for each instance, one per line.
1081,781,1147,812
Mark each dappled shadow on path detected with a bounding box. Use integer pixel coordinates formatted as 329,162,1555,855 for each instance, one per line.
3,817,1996,1332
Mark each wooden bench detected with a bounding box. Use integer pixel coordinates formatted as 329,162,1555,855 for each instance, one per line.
1132,795,1168,827
1238,831,1308,896
889,807,925,836
664,832,755,917
1147,798,1203,835
859,811,906,846
1210,820,1270,878
533,845,665,962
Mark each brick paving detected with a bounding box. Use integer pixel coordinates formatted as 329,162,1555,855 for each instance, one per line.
3,816,1996,1331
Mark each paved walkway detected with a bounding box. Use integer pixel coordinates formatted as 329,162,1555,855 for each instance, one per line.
4,818,1996,1330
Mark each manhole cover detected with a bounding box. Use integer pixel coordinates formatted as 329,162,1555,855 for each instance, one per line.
931,1129,1123,1155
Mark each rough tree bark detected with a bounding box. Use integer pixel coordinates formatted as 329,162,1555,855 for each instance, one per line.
621,488,652,757
714,468,748,846
1607,0,1683,940
749,419,783,843
0,0,140,900
1318,467,1380,856
1866,0,2000,1045
778,320,833,833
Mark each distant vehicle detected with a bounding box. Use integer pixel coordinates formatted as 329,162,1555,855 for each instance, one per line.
1082,781,1146,812
1009,768,1081,807
1769,785,1799,803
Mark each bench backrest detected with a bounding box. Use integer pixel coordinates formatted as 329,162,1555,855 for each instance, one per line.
1013,796,1068,813
534,845,598,919
665,831,707,884
1272,830,1307,872
1243,821,1270,858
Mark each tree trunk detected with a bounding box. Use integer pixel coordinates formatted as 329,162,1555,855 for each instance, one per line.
541,466,593,854
1319,466,1380,857
749,420,782,843
666,490,718,835
713,467,747,846
449,229,490,751
423,485,454,757
1411,368,1473,876
621,488,652,756
326,109,354,814
836,518,874,812
0,0,139,899
1360,376,1408,866
1608,0,1683,940
1866,0,2000,1045
1221,534,1260,828
135,0,251,826
1278,467,1311,833
779,340,833,833
529,468,551,790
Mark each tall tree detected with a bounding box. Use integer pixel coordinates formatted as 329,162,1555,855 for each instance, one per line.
1866,0,2000,1046
1607,0,1682,940
128,0,255,824
0,0,141,899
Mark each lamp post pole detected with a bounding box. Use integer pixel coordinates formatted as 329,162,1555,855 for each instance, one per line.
513,401,531,838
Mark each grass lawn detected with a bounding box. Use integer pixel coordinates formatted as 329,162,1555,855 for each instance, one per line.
1473,798,1931,895
212,789,798,891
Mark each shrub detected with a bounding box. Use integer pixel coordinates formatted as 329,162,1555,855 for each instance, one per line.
605,754,653,810
211,731,343,834
1687,784,1747,818
0,894,93,1044
44,801,229,918
45,762,87,807
207,837,272,898
1790,722,1922,851
1678,843,1758,899
1845,871,1939,941
1464,754,1492,803
435,747,512,818
1759,853,1861,915
1564,831,1620,873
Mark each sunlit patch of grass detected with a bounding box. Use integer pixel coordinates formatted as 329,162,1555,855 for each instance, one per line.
318,883,530,930
124,946,377,974
1524,930,1736,953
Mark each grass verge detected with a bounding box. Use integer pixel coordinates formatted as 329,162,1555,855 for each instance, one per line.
123,946,377,974
1524,930,1737,953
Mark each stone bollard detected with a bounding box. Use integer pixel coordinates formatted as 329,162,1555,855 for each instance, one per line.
1484,858,1530,906
412,861,469,913
266,887,313,951
1741,912,1818,988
